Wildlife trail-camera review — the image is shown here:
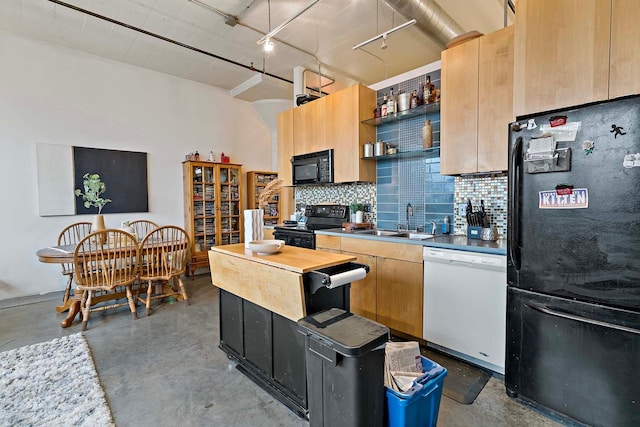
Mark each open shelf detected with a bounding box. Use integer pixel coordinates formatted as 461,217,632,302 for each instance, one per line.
362,147,440,161
362,102,441,126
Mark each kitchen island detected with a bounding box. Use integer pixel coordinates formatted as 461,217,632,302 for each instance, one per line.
208,244,363,418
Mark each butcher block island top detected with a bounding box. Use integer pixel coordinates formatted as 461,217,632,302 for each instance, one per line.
208,244,356,321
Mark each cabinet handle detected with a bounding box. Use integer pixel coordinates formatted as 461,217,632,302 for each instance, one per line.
526,303,640,335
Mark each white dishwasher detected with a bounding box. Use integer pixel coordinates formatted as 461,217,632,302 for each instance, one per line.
423,247,506,374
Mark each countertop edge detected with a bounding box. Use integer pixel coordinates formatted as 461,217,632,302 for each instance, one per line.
315,229,507,256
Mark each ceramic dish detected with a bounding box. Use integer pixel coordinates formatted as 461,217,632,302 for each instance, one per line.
248,239,285,255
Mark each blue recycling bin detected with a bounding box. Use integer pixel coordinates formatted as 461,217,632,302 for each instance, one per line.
385,356,447,427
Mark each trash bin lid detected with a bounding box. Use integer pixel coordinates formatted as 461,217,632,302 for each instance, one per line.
298,308,389,357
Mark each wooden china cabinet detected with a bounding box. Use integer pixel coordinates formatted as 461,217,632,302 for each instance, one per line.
182,161,243,276
246,171,280,226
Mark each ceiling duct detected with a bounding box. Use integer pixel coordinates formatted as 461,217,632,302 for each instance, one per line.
383,0,465,47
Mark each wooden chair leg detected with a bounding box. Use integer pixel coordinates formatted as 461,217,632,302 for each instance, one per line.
145,280,153,316
62,274,73,304
176,277,189,306
82,291,92,331
125,286,138,320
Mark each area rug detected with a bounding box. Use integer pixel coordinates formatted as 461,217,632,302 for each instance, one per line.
0,333,114,426
421,347,492,405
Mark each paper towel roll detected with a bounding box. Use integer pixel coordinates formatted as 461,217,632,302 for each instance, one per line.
325,267,367,289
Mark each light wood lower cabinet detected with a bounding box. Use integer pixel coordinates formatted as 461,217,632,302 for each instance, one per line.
339,236,423,338
342,252,377,321
315,235,341,251
376,257,423,338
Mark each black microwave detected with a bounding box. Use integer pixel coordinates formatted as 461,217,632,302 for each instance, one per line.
292,149,334,185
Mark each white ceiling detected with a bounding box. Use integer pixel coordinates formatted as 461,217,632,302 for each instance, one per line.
0,0,513,100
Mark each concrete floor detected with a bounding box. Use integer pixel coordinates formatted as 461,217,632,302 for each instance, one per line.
0,275,567,427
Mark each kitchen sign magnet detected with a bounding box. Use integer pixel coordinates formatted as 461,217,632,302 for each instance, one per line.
539,188,588,209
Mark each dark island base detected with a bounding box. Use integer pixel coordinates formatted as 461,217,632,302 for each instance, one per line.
218,285,350,418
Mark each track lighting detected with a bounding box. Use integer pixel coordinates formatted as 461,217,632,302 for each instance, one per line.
264,38,275,52
352,19,416,50
257,0,319,47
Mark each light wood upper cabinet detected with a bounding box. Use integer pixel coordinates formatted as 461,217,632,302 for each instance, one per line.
478,25,514,172
440,38,479,175
328,84,376,183
277,109,294,186
441,26,513,175
609,0,640,99
514,0,611,117
293,95,327,155
277,84,376,184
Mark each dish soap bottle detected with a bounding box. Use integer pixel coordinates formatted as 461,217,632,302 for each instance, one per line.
441,216,450,234
422,120,433,149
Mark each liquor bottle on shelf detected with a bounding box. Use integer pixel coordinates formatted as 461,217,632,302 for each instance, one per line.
381,94,388,117
423,78,432,105
387,88,396,114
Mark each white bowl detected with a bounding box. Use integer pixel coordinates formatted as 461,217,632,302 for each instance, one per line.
248,239,285,255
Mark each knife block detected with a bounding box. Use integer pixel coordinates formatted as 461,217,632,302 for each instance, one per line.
467,226,483,239
468,226,498,241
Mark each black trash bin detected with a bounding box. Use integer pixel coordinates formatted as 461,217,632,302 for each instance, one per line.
298,308,390,427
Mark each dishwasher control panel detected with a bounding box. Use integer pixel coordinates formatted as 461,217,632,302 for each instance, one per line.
423,247,506,271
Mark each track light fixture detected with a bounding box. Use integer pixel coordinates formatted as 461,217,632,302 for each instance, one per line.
257,0,319,49
264,38,275,52
352,19,417,51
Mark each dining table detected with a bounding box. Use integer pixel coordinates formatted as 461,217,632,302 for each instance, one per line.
36,238,187,328
37,243,143,328
36,244,83,327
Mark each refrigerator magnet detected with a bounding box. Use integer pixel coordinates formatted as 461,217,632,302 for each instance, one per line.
555,184,574,195
610,124,627,138
582,140,594,155
539,188,588,209
623,153,640,168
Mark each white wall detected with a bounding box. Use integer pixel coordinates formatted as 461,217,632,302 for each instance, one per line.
0,31,272,300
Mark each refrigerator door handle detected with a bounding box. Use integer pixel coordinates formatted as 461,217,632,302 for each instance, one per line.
526,302,640,335
508,136,522,271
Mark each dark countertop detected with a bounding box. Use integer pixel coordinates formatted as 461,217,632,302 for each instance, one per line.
316,228,507,255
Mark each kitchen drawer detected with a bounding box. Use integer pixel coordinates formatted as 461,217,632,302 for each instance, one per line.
341,237,422,263
316,234,341,251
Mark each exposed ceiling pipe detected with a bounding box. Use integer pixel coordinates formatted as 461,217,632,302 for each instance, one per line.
48,0,331,95
383,0,465,47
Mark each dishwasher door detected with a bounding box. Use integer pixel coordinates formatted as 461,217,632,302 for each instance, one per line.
423,247,507,374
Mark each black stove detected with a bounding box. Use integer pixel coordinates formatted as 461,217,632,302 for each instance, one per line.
274,204,348,249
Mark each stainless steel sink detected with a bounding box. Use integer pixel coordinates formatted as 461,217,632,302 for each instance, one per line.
408,232,436,240
352,229,436,239
353,229,405,237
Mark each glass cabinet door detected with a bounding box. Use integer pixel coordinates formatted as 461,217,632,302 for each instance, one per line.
218,165,242,245
191,164,216,252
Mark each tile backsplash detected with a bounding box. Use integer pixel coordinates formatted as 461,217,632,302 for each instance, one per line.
295,183,377,223
454,174,508,237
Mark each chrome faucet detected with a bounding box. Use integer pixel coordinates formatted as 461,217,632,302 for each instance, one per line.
429,221,437,235
406,203,413,231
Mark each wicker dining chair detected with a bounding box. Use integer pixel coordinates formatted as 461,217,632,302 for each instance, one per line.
73,229,139,330
137,225,190,316
129,219,159,240
57,221,93,306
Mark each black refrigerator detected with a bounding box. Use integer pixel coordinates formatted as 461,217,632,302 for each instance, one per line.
507,96,640,427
